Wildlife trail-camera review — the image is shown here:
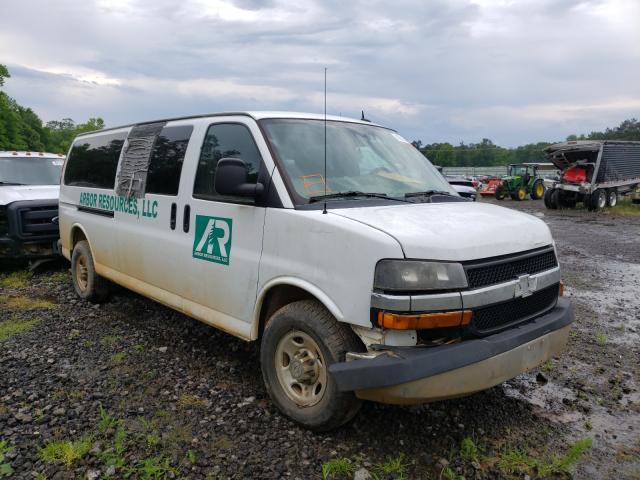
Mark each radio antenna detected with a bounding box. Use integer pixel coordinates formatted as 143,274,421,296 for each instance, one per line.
323,67,328,214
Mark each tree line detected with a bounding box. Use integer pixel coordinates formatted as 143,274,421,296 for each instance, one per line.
1,63,638,163
0,64,104,154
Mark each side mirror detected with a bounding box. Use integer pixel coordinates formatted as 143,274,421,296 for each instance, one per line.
214,158,264,198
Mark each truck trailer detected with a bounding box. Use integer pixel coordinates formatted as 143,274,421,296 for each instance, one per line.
543,140,640,210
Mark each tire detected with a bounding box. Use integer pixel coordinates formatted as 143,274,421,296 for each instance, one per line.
260,300,363,431
531,181,545,200
495,186,506,200
588,189,607,210
543,188,556,209
550,189,561,210
515,186,527,201
633,198,640,205
607,189,617,207
71,240,110,303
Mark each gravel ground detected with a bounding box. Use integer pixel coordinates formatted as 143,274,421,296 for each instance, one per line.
1,198,638,479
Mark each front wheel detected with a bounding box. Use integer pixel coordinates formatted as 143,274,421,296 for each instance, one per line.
515,186,527,201
260,300,363,431
71,240,110,303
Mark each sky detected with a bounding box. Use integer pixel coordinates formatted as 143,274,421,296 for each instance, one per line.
1,0,639,146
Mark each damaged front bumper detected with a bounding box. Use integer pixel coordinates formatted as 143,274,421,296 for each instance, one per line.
329,298,573,405
0,236,60,260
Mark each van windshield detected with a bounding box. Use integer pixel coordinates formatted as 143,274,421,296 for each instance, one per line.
0,156,63,186
260,119,455,203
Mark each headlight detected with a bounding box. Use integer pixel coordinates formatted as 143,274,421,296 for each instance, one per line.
374,260,468,292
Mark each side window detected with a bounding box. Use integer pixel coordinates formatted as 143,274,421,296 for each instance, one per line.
63,132,127,188
193,123,262,201
146,125,193,195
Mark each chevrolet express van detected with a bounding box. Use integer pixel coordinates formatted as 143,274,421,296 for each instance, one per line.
59,112,573,430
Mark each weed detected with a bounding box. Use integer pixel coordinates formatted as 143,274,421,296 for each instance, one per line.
0,295,56,310
49,271,68,283
596,332,607,346
322,457,355,480
100,425,128,470
111,352,126,364
35,473,47,480
440,466,464,480
145,434,160,447
101,335,121,346
497,448,534,476
542,360,554,372
186,449,197,465
0,271,32,289
98,406,119,434
178,393,207,409
371,454,408,479
212,435,233,450
0,316,40,342
460,437,480,463
134,344,145,352
133,456,177,480
40,436,92,468
0,440,14,477
538,437,593,476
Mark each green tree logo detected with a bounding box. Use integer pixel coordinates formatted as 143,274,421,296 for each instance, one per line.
192,215,233,265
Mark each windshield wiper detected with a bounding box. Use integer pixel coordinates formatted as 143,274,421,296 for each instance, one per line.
404,190,454,198
0,181,25,186
309,191,408,203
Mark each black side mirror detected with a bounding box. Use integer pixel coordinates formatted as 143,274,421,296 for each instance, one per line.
214,158,264,198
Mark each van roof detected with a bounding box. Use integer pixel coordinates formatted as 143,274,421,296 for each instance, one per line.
0,151,65,158
75,111,386,138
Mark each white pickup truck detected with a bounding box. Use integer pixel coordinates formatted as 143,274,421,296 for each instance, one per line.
0,151,63,259
58,112,573,430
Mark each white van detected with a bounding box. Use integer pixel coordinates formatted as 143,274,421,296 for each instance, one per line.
58,112,573,430
1,151,64,259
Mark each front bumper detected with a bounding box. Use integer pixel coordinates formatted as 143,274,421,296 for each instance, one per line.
330,298,573,404
0,236,59,259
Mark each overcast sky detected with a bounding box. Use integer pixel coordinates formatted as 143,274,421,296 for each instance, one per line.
1,0,638,146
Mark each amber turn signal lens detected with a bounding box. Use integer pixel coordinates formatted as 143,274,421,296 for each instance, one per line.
378,310,472,330
559,280,565,296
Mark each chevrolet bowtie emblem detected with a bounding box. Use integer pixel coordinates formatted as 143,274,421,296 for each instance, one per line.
514,274,537,298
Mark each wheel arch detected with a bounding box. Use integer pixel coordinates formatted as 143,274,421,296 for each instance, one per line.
252,278,345,341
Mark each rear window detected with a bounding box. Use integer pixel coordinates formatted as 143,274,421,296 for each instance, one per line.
64,132,127,188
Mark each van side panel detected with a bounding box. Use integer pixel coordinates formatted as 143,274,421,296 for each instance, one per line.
258,208,404,331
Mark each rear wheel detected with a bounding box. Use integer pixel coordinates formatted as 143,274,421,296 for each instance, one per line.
515,186,527,201
260,300,363,431
588,189,607,210
531,181,545,200
71,240,109,303
607,189,618,207
543,188,556,209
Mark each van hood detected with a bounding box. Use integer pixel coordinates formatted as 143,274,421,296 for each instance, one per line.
331,202,552,261
0,185,59,205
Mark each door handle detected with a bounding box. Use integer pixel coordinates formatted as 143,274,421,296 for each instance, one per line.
170,203,176,230
183,204,190,233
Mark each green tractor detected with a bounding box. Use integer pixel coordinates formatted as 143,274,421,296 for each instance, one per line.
495,163,552,201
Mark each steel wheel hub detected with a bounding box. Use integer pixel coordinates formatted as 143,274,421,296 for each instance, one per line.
275,330,327,407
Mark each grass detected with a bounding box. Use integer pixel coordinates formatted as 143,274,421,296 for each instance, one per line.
601,197,640,217
111,352,127,364
459,437,480,463
40,436,93,468
596,332,607,346
0,316,40,342
0,271,32,288
177,394,207,409
496,437,592,478
101,335,121,346
322,458,355,480
0,294,56,310
371,454,408,480
0,440,14,477
49,271,69,283
134,456,176,480
98,406,119,433
440,466,464,480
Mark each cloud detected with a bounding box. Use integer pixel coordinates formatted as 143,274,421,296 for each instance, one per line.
0,0,638,146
